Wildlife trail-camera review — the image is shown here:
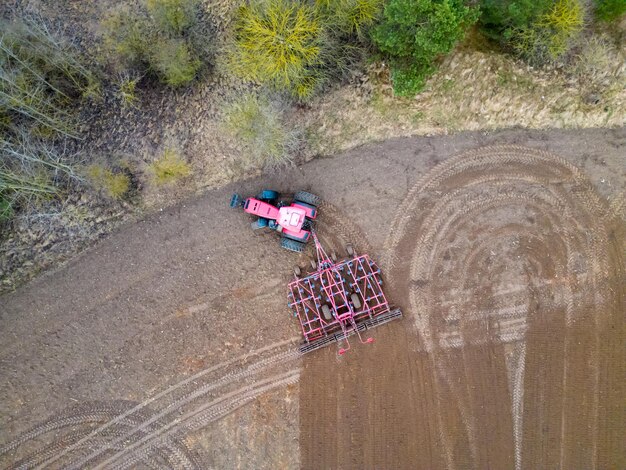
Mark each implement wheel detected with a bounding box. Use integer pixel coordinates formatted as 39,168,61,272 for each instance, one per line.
350,293,362,310
321,304,332,321
294,191,321,207
281,237,305,253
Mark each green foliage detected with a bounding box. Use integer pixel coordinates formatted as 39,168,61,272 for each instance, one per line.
371,0,478,96
148,149,191,185
595,0,626,22
316,0,384,36
146,0,199,34
479,0,586,65
479,0,553,41
510,0,585,64
86,165,130,199
0,192,14,224
102,9,150,64
103,0,205,87
223,92,301,168
228,0,322,99
150,38,200,87
115,72,141,108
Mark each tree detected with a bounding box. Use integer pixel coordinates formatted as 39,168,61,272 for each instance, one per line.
371,0,478,96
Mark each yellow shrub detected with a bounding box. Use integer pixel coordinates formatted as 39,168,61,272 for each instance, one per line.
87,165,130,199
228,0,322,99
148,149,191,185
539,0,585,58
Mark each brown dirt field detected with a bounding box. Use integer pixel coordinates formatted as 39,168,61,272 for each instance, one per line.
300,145,625,470
1,128,624,469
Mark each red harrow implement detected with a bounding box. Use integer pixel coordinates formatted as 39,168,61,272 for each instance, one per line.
288,232,402,355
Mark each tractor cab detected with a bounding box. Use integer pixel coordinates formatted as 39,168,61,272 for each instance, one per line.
277,206,306,231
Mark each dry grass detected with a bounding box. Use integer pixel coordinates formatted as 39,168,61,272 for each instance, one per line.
86,165,130,199
222,92,301,169
148,149,192,185
300,47,626,155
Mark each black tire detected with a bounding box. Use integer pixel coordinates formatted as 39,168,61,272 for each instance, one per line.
257,189,279,202
281,237,305,253
283,231,308,243
294,191,321,207
350,293,362,309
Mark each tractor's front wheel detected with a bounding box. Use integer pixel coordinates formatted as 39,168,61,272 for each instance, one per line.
281,237,305,253
294,191,321,207
257,189,279,202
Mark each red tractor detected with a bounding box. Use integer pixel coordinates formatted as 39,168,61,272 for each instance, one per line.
230,190,321,252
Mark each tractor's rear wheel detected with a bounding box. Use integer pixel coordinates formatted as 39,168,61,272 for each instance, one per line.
281,237,305,253
294,191,321,207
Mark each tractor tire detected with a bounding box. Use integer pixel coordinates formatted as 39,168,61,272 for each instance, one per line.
281,237,305,253
294,191,321,207
321,304,332,321
350,293,362,310
257,189,279,202
283,232,308,243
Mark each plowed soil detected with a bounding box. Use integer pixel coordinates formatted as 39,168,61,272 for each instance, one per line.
1,128,624,469
300,141,625,470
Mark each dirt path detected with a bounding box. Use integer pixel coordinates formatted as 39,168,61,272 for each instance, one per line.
1,128,624,469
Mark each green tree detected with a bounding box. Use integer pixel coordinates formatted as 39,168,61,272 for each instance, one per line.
479,0,553,42
371,0,478,96
594,0,626,22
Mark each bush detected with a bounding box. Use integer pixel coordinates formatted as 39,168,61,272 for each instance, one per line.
150,38,201,87
510,0,585,64
1,17,98,137
594,0,626,22
102,0,205,87
223,92,301,168
371,0,478,96
0,17,94,222
479,0,553,41
148,149,191,185
146,0,199,34
86,165,130,199
228,0,322,99
115,72,141,108
317,0,384,37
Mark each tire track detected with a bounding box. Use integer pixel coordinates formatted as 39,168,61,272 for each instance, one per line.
2,340,301,469
109,370,300,470
381,145,619,469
